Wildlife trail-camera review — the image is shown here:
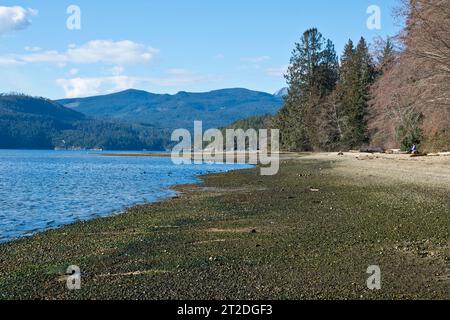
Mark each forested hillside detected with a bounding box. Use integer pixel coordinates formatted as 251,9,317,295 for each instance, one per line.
222,114,272,132
58,88,283,130
0,94,170,150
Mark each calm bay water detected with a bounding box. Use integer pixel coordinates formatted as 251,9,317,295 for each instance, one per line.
0,150,251,243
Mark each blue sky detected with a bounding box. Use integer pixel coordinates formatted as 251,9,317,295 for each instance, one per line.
0,0,400,99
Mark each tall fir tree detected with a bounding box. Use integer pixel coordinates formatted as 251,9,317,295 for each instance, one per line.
274,28,339,151
378,37,396,74
335,37,375,149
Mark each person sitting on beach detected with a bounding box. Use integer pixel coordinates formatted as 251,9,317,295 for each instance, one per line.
411,144,418,154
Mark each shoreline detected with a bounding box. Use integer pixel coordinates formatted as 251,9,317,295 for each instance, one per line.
0,154,449,299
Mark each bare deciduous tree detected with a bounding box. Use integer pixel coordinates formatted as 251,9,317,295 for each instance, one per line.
369,0,450,151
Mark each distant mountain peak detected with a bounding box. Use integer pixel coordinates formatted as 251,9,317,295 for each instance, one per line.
121,88,148,94
273,87,288,98
114,88,156,97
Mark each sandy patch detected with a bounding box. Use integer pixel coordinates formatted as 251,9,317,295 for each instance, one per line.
298,153,450,189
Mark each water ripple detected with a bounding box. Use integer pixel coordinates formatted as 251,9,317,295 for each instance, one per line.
0,150,251,243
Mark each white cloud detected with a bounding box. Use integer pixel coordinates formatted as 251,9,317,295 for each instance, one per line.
0,40,159,66
238,56,272,71
0,56,22,66
266,65,288,77
24,46,42,52
21,50,67,64
241,56,271,63
166,68,192,76
57,69,217,98
0,6,38,34
110,65,125,76
66,40,158,65
147,69,215,87
57,76,139,98
68,68,79,76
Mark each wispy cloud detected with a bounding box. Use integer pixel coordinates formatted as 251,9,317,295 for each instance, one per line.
68,68,79,76
266,65,288,77
0,40,159,67
0,6,38,34
57,69,218,98
150,69,216,86
110,65,125,76
238,55,272,71
24,46,42,52
241,55,271,63
0,56,23,66
57,76,138,98
66,40,158,65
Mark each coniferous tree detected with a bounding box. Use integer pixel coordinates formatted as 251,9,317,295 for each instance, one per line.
335,37,375,149
378,37,396,73
315,40,341,150
354,37,376,145
274,28,339,151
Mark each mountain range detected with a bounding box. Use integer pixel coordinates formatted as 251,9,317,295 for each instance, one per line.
58,88,283,129
1,88,285,150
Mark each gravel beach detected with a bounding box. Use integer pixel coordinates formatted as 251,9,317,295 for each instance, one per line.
0,153,449,300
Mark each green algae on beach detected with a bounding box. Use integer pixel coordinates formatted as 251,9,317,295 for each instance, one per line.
0,155,449,300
